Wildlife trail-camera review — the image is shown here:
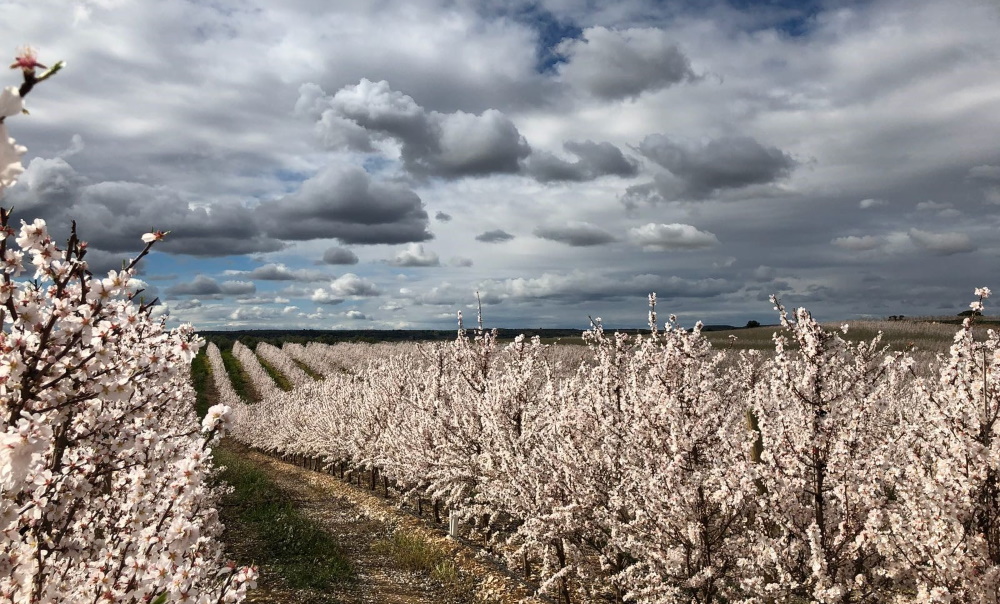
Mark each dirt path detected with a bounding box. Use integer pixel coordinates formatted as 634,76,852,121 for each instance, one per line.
230,443,538,604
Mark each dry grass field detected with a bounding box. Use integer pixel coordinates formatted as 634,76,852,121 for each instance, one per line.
704,317,999,353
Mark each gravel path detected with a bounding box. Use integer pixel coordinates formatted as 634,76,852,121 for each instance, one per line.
231,443,538,604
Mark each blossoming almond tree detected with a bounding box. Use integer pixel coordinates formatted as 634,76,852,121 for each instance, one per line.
741,298,911,603
0,48,254,603
609,299,757,604
872,288,1000,602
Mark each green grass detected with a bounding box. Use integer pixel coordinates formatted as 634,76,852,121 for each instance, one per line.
256,354,294,391
191,349,211,419
220,346,257,403
292,358,324,380
372,530,476,596
214,444,353,591
372,531,444,573
704,326,779,351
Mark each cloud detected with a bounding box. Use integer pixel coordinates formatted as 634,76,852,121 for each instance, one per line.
7,158,284,256
752,265,777,281
229,306,281,322
237,296,291,304
859,198,887,209
310,290,344,305
172,299,203,310
637,135,796,199
967,165,1000,181
915,200,951,212
628,223,719,251
226,263,332,281
534,222,616,246
321,246,360,265
166,275,256,297
58,134,85,158
345,310,369,320
555,26,696,100
907,229,974,255
310,273,382,304
389,243,440,267
832,235,882,251
966,166,1000,205
219,281,256,295
914,200,961,218
475,229,515,243
435,211,452,222
329,273,381,297
481,270,737,302
303,79,530,178
524,140,639,182
256,165,432,244
450,256,473,267
397,282,484,307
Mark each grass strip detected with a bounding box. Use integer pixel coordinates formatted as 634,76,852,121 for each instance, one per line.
292,358,324,380
220,346,257,403
256,354,294,391
215,444,353,591
372,531,475,597
191,349,212,419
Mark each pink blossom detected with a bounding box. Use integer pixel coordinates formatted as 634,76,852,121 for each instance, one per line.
9,46,43,73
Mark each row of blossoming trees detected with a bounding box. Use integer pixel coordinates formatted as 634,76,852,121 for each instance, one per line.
1,50,254,602
214,292,1000,604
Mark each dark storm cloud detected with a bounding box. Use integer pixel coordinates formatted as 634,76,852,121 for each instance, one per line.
257,165,432,244
524,140,639,182
6,158,284,257
475,229,515,243
322,246,360,265
637,135,797,199
435,211,453,222
534,222,616,246
166,275,256,297
300,80,530,179
555,26,697,100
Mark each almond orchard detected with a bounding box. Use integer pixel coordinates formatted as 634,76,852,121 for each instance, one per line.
212,288,1000,604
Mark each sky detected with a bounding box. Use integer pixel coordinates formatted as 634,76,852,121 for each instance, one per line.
2,0,1000,330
